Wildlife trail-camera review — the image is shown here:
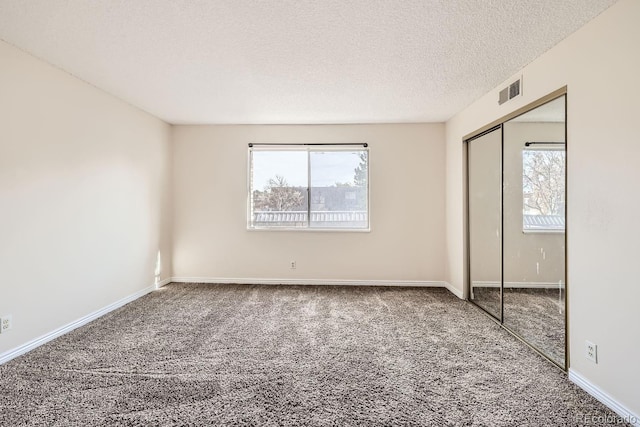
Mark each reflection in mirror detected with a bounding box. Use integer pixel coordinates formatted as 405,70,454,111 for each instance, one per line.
502,95,566,367
468,127,503,320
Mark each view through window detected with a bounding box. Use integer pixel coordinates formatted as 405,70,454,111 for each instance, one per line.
249,147,369,230
522,148,566,232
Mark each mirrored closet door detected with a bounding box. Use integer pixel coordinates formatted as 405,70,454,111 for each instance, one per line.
467,93,567,369
468,127,503,321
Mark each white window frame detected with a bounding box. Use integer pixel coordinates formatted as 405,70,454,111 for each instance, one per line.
247,145,370,232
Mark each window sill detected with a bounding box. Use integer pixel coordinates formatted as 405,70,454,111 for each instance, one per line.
522,229,565,234
247,226,371,233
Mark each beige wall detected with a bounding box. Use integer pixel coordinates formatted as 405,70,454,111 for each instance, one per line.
172,124,445,283
446,0,640,416
0,40,172,355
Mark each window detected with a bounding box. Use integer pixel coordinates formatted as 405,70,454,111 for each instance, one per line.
522,147,565,232
248,146,369,230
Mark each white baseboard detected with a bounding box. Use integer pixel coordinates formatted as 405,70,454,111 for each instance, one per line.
0,284,156,365
171,277,464,298
443,282,465,299
569,369,640,426
156,277,172,288
471,280,565,289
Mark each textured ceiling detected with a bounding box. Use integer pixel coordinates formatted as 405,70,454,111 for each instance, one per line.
0,0,617,124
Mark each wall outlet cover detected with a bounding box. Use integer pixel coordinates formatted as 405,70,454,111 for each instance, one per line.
586,340,598,363
0,315,12,333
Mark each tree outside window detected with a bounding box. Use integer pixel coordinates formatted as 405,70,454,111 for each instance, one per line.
522,149,565,232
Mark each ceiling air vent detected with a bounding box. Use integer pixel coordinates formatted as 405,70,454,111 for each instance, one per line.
509,79,521,99
498,76,523,105
498,88,509,105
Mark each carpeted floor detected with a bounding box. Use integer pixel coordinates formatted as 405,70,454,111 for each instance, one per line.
504,288,565,366
472,287,565,366
0,283,627,426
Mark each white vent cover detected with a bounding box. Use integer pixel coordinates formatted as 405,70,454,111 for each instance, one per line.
498,76,523,105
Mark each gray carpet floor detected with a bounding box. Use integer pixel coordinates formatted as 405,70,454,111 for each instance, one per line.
472,287,565,366
0,283,627,426
504,288,565,366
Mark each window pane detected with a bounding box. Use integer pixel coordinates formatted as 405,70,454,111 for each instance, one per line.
309,150,368,229
522,149,565,232
250,150,308,228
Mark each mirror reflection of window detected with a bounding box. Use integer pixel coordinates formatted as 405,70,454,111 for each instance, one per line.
522,147,566,233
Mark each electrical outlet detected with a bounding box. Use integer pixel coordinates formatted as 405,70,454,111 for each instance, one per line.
0,315,12,334
585,340,598,363
290,261,296,270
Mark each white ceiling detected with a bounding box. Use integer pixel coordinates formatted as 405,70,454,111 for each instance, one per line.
0,0,617,125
